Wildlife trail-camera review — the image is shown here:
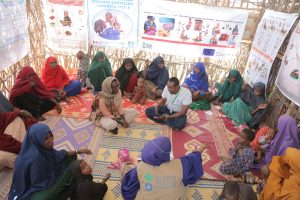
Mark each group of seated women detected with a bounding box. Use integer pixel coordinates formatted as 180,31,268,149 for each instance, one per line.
1,53,299,200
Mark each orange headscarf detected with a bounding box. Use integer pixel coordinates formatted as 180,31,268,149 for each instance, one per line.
42,57,71,90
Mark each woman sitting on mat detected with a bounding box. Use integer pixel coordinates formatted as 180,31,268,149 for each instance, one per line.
121,136,206,200
260,115,300,166
42,57,81,99
214,69,243,104
115,58,139,98
87,51,112,93
260,147,300,200
141,56,169,99
0,93,35,171
90,77,138,135
222,82,268,129
9,123,92,200
183,62,213,102
10,66,62,121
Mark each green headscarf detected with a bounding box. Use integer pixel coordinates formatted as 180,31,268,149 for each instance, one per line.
219,69,244,102
87,51,112,91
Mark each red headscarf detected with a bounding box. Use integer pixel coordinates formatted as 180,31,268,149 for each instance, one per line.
42,57,71,90
9,66,54,105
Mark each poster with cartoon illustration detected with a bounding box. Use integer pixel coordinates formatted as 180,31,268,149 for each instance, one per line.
88,0,138,48
0,0,30,70
44,0,87,53
276,21,300,106
243,10,298,87
139,0,248,58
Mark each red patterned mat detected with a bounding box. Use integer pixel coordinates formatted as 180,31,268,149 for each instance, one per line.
45,92,94,119
45,93,156,123
122,99,156,124
172,107,249,181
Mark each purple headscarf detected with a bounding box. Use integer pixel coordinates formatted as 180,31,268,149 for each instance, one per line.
264,115,300,164
141,136,171,166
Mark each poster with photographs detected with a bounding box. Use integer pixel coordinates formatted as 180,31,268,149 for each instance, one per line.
276,21,300,106
139,0,249,58
243,10,298,87
44,0,87,53
0,0,30,70
88,0,138,48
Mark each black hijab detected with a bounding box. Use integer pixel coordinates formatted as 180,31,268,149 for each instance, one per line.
115,58,138,93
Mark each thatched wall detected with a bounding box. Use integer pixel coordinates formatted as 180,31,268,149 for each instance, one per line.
1,0,300,130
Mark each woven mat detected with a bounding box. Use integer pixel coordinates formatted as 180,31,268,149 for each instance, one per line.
0,116,104,199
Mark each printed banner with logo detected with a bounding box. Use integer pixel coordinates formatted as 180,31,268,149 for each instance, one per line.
44,0,88,53
88,0,138,48
276,21,300,106
243,10,298,87
139,0,249,58
0,0,30,70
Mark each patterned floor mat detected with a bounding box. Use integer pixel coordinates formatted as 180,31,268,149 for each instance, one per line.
172,107,244,181
0,116,104,199
92,123,171,199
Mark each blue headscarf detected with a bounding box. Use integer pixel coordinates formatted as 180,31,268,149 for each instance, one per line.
146,56,169,90
141,136,171,166
184,62,209,92
9,123,67,200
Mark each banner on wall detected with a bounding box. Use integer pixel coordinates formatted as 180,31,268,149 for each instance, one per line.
88,0,138,48
44,0,88,53
276,21,300,107
0,0,30,70
139,0,249,58
243,10,298,87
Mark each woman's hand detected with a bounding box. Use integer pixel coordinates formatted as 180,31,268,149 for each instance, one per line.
258,103,268,110
77,149,92,155
56,103,62,114
20,110,34,120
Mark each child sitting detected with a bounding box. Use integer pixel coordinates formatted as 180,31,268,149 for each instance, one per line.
70,160,111,200
250,122,276,162
219,129,255,176
76,51,90,88
131,78,146,104
256,129,275,160
218,181,257,200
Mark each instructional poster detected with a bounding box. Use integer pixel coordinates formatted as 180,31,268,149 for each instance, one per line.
139,0,249,58
44,0,88,53
0,0,30,70
88,0,139,48
244,10,298,86
276,21,300,106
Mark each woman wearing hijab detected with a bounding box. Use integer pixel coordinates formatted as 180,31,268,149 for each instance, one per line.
10,66,62,121
0,94,35,171
87,51,112,93
8,123,92,200
115,58,139,98
222,82,268,129
142,56,169,99
42,57,81,98
183,62,212,101
70,160,111,200
90,77,138,134
214,69,244,103
260,147,300,200
121,136,206,200
262,115,300,165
